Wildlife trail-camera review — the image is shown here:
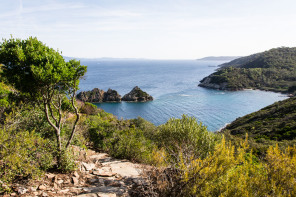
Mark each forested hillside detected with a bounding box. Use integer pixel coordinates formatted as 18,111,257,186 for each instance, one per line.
199,47,296,94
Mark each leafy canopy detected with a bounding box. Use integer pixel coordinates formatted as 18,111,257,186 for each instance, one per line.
0,37,86,100
0,37,87,165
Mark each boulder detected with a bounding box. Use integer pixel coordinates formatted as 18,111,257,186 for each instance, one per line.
122,86,153,102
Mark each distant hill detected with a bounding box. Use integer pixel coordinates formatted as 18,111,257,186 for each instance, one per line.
199,47,296,94
197,56,242,61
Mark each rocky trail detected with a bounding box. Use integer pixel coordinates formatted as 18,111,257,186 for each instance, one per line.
4,147,148,197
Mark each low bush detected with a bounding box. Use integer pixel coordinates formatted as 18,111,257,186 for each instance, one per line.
79,102,99,115
142,136,296,197
0,129,54,193
155,115,221,164
86,112,156,163
57,148,78,173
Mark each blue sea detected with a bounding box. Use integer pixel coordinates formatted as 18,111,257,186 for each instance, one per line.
78,59,288,131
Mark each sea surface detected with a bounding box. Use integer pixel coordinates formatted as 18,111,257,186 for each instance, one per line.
79,59,287,131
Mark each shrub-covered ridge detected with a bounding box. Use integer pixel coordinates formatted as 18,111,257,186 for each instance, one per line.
199,47,296,94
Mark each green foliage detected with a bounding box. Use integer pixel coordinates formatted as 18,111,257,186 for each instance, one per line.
134,88,149,97
86,114,220,164
0,37,87,165
0,129,54,192
0,37,86,99
86,112,119,150
57,148,77,173
156,115,221,163
107,128,156,163
3,104,52,138
61,95,74,112
147,136,296,197
0,65,13,122
0,82,11,122
129,117,157,137
79,102,99,115
85,111,155,163
222,97,296,154
200,47,296,93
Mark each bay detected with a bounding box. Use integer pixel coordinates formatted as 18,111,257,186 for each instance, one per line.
79,59,287,131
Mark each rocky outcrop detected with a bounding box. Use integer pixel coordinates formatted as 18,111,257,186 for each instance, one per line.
77,87,153,103
198,77,229,90
103,89,121,102
122,86,153,102
77,88,105,102
77,88,121,102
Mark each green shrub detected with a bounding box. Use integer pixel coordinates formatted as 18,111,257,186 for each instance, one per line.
3,105,53,139
155,115,221,163
129,117,156,138
0,129,54,192
79,102,99,115
107,128,156,163
87,115,118,150
57,148,78,173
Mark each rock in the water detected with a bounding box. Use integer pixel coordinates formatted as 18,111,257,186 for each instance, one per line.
77,88,105,102
77,88,121,102
198,76,229,90
103,89,122,102
122,86,153,102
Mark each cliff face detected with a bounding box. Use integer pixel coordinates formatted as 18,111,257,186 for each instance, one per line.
198,77,229,90
77,88,121,102
122,86,153,102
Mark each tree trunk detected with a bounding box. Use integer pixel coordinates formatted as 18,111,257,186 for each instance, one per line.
44,102,62,165
66,92,80,149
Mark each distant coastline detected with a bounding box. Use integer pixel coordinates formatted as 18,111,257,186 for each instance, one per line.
197,56,242,61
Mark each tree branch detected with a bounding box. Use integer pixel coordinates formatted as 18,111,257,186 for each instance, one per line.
58,95,63,129
66,83,79,149
44,101,61,152
48,102,58,127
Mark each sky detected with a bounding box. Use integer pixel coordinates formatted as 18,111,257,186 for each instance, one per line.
1,0,296,59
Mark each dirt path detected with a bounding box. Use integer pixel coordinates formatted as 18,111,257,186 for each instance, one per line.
5,147,147,197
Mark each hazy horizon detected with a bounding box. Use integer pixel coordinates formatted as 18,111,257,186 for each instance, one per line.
1,0,296,59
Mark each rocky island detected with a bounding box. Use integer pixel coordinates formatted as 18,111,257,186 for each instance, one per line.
77,88,121,102
77,86,153,102
122,86,153,102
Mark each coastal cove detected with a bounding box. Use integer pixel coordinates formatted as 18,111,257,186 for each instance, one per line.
79,59,288,131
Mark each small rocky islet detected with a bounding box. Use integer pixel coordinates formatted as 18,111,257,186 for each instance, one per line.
77,86,153,103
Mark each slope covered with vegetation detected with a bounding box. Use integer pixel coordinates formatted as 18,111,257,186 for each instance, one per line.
199,47,296,94
223,97,296,141
221,96,296,156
